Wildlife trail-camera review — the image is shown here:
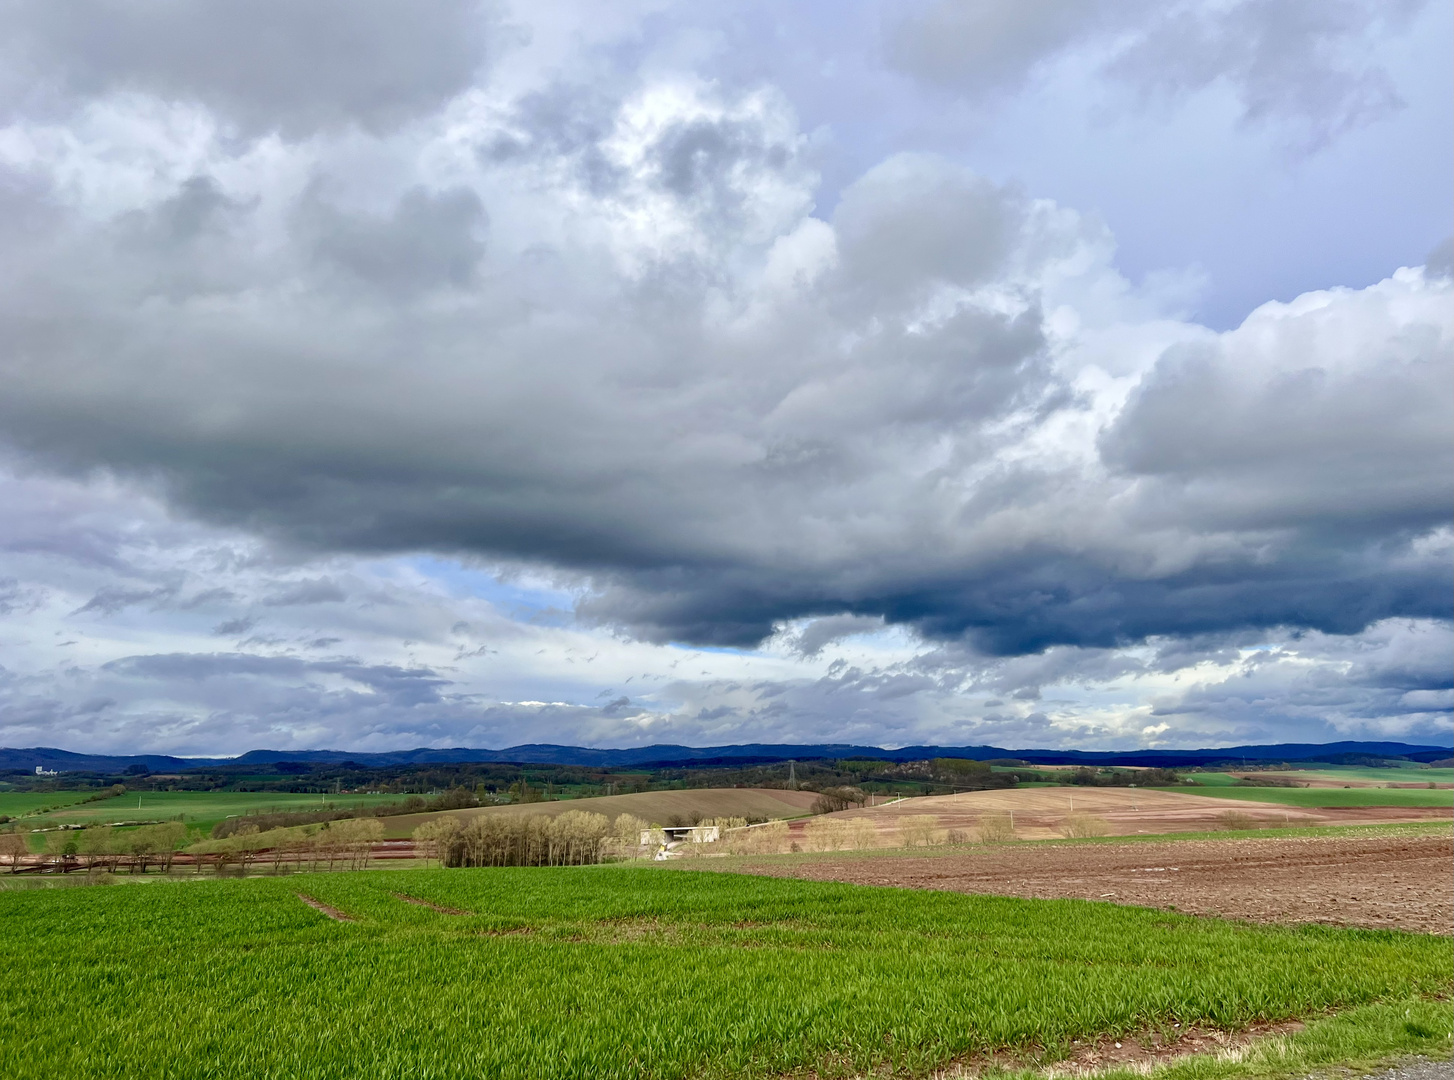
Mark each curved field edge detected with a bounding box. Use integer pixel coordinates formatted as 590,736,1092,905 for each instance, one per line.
978,998,1453,1080
0,867,1448,1080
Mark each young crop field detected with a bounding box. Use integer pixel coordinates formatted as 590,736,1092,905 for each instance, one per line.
0,867,1448,1079
15,790,394,832
0,790,96,818
1259,767,1454,787
1163,778,1453,808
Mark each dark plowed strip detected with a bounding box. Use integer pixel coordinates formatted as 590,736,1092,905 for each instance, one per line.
298,894,354,922
392,892,470,915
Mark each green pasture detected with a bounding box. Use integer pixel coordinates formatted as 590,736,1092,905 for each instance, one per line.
1280,766,1454,785
17,790,392,832
0,867,1449,1080
0,791,96,818
1163,775,1453,808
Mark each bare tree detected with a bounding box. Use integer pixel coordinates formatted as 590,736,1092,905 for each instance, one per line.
412,817,462,867
0,830,27,873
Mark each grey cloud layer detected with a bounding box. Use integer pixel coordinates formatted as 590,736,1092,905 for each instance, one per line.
0,1,1447,755
887,0,1427,144
0,74,1448,657
0,0,501,136
0,463,1443,756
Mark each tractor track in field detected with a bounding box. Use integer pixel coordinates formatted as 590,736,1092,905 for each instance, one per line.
392,892,470,915
298,894,354,922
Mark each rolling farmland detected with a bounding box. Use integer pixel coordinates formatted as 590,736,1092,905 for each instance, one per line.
1,866,1450,1079
0,791,96,818
379,786,820,838
792,787,1450,846
703,826,1454,934
10,790,395,833
1160,779,1454,809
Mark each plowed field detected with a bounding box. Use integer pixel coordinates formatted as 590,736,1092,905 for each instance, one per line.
715,831,1454,934
811,787,1449,840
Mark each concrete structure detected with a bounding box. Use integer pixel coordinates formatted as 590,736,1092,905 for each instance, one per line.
640,824,721,846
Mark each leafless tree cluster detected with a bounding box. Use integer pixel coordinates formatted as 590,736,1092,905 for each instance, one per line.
802,816,879,851
434,810,616,867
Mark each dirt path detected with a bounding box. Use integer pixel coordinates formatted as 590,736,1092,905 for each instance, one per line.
717,832,1453,934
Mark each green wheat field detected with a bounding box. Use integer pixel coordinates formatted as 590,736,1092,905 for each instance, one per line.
1,866,1449,1080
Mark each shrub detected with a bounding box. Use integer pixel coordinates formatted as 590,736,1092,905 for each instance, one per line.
899,815,941,848
1058,814,1111,839
977,812,1016,844
723,819,788,855
804,817,852,851
1218,810,1258,831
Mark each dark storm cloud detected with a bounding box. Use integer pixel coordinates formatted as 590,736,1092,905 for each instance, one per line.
885,0,1427,144
0,0,503,136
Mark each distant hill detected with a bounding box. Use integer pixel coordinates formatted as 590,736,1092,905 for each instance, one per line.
0,747,219,773
1,739,1449,774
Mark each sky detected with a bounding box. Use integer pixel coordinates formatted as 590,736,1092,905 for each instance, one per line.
0,0,1449,757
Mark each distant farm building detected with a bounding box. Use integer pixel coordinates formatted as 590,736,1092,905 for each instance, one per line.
642,825,721,846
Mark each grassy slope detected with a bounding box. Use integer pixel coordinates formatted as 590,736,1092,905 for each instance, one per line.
1157,777,1453,808
1265,767,1454,785
0,867,1448,1080
0,791,96,817
21,791,393,833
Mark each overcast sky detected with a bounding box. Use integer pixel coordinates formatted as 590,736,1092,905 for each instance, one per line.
0,0,1449,757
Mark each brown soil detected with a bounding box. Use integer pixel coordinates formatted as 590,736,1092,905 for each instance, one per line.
937,1018,1308,1078
392,891,469,915
719,832,1454,934
809,789,1449,842
298,894,353,922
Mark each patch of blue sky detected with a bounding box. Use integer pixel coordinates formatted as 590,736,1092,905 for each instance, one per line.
400,556,578,626
667,643,756,656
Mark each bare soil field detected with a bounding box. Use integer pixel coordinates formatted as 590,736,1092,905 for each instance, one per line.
380,787,819,838
809,788,1450,841
714,831,1454,934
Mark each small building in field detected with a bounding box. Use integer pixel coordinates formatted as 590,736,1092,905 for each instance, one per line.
640,824,720,847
